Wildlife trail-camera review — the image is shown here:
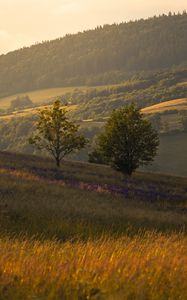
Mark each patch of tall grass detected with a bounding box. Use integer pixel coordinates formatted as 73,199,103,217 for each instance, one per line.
0,152,186,299
0,233,186,300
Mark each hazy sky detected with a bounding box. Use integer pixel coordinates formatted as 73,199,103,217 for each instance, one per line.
0,0,186,54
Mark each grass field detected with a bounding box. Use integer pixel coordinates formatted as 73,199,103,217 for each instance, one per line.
0,96,186,177
0,151,186,299
145,132,187,177
1,91,186,121
0,87,85,109
0,104,78,120
142,98,187,114
0,84,115,110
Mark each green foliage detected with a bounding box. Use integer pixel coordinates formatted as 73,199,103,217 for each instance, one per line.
29,100,87,166
89,105,159,175
0,13,187,97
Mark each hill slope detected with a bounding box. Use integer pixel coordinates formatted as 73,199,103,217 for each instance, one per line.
0,12,187,98
142,98,187,114
0,94,186,177
0,151,186,299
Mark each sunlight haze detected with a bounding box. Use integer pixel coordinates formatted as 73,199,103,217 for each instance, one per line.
0,0,186,54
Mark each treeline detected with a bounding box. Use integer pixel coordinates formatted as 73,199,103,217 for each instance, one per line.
0,12,187,98
57,69,187,120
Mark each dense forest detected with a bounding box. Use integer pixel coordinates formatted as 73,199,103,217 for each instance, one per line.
0,12,187,98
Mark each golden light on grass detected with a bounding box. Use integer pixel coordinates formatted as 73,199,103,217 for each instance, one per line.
0,87,85,109
142,98,187,114
0,152,186,299
0,234,186,300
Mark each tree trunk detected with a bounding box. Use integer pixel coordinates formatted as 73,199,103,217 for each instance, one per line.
55,157,60,168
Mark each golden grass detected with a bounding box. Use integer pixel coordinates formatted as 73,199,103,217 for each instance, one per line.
0,84,113,109
0,233,186,300
0,87,85,109
142,98,187,114
0,152,186,299
0,104,77,120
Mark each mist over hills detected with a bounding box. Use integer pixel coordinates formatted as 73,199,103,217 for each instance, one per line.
0,12,187,98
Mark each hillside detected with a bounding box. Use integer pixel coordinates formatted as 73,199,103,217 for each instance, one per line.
0,87,85,109
1,6,187,300
0,12,187,98
0,151,186,299
0,13,186,178
0,151,186,236
0,95,186,176
142,98,187,114
0,86,186,177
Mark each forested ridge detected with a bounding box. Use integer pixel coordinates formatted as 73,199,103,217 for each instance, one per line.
0,12,187,98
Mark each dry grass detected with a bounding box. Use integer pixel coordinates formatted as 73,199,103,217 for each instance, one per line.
142,98,187,114
0,104,77,120
0,234,186,300
0,84,112,109
0,87,85,109
0,152,186,299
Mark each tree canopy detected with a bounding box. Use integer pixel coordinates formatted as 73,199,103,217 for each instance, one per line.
89,105,159,175
29,101,87,167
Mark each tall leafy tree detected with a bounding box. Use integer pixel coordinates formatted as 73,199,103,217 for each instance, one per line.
29,100,87,167
89,105,159,176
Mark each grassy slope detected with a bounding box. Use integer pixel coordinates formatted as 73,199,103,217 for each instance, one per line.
0,151,186,299
0,90,186,176
0,84,114,109
0,151,187,299
145,132,187,176
142,98,187,114
1,88,186,120
0,86,85,109
0,104,77,120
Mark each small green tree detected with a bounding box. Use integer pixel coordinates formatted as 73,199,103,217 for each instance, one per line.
89,104,159,176
29,100,87,167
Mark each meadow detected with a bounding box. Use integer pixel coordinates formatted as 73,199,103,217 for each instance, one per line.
0,86,85,109
142,98,187,114
0,104,77,120
0,152,187,299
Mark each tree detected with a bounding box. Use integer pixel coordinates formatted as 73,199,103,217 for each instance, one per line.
89,105,159,176
10,95,33,110
29,100,87,167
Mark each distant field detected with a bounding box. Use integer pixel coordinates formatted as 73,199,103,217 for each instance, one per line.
144,132,187,176
0,151,186,299
142,98,187,114
0,86,86,109
0,84,120,110
1,92,186,123
0,104,78,120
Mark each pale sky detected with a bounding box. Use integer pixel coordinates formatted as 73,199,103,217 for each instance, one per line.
0,0,186,54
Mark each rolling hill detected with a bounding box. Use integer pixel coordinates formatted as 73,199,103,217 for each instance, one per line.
0,13,186,178
0,151,186,299
0,12,186,98
0,96,186,176
142,98,187,114
0,86,85,109
0,10,187,300
0,74,186,178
